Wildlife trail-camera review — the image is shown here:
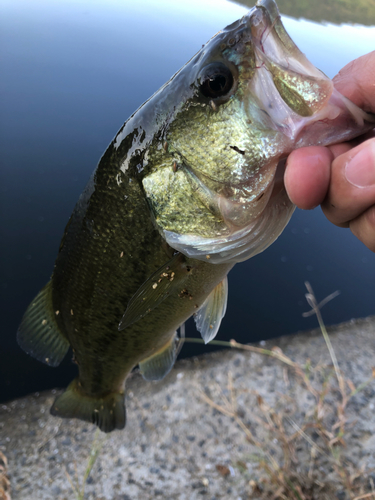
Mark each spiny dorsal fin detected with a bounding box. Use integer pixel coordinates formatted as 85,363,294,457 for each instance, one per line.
50,379,126,433
17,281,69,366
139,334,178,381
119,253,192,330
194,277,228,344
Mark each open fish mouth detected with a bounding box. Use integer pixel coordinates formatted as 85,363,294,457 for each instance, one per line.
244,0,374,145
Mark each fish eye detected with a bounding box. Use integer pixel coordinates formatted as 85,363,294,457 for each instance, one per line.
199,63,234,99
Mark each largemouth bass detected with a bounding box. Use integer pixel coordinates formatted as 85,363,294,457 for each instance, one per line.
17,0,374,432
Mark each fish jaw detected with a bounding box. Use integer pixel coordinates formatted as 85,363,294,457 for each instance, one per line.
244,0,375,148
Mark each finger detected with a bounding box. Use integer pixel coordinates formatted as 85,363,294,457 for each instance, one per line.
322,138,375,225
333,51,375,113
350,204,375,252
328,131,375,156
328,142,352,158
285,147,332,209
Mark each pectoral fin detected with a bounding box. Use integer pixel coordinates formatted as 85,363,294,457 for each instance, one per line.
139,334,178,381
194,277,228,344
119,253,192,330
17,281,69,366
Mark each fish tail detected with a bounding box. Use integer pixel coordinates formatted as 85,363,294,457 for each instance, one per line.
50,379,126,433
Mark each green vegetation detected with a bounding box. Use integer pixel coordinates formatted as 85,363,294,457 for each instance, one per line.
65,429,108,500
235,0,375,26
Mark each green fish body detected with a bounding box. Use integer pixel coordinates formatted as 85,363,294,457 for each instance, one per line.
17,0,374,432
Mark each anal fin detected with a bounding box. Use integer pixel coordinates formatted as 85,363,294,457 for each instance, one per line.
194,277,228,344
50,378,126,433
139,334,178,381
17,281,69,366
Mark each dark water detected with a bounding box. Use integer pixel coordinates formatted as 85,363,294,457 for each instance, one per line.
1,0,374,403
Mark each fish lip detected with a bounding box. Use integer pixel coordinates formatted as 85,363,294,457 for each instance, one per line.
255,0,281,24
270,157,287,200
242,0,281,37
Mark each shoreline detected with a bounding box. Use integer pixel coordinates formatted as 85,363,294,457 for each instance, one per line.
1,316,375,500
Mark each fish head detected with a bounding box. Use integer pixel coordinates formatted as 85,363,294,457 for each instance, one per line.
142,0,374,264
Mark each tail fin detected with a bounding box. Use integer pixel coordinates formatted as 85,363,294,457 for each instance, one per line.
50,379,126,433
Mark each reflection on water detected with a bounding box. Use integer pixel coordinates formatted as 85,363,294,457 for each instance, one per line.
238,0,375,26
283,18,375,78
0,0,374,402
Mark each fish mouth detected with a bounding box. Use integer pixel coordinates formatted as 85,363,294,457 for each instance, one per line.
270,157,287,199
241,0,336,145
243,0,375,147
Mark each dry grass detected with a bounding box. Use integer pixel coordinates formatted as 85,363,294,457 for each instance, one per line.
0,452,11,500
193,282,375,500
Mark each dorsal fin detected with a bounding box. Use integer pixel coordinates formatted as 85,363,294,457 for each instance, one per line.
17,281,69,366
194,277,228,344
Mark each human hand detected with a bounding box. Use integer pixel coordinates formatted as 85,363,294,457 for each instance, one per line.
284,51,375,252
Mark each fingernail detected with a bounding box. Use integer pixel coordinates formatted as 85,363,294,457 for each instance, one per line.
345,141,375,188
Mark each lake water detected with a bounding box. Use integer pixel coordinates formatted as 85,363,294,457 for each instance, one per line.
1,0,374,402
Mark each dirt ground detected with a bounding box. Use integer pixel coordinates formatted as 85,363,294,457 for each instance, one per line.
1,316,375,500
